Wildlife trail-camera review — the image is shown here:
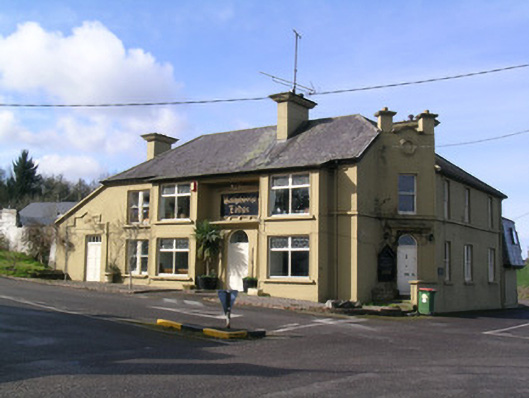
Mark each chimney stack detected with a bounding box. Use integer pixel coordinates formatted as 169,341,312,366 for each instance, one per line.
374,107,397,133
416,110,439,135
270,92,317,141
141,133,178,160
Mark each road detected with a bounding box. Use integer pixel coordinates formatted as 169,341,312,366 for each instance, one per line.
1,277,529,397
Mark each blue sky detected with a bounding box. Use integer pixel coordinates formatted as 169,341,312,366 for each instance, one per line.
0,1,527,250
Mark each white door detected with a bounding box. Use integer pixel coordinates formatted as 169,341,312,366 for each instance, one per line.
86,236,102,282
227,231,249,291
397,235,417,295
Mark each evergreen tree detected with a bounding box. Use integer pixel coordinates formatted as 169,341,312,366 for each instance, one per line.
7,150,42,207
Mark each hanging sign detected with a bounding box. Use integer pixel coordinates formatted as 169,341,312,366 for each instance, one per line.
221,192,259,217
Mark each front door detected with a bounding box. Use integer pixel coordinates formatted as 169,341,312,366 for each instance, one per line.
86,236,102,282
227,231,249,291
397,234,417,295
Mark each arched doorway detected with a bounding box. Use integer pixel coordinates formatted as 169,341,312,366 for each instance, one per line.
227,231,249,291
397,234,417,295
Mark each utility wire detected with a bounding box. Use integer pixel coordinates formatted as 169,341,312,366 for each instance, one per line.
438,128,529,147
0,63,527,108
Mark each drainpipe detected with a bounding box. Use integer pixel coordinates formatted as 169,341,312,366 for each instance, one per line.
64,225,69,281
333,162,339,298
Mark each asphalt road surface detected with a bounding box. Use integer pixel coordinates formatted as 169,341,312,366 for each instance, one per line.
1,277,529,397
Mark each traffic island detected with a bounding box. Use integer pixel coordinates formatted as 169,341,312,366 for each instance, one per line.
156,319,266,340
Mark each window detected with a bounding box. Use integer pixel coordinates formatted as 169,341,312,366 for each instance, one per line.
398,174,416,214
444,241,451,282
270,174,310,215
488,197,493,229
269,236,309,277
510,228,519,245
158,238,189,275
464,245,473,282
160,184,191,219
128,240,149,274
443,180,450,219
488,248,495,283
464,188,471,223
128,190,150,224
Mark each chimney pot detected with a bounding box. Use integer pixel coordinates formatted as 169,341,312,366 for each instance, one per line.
141,133,178,160
374,107,397,133
270,92,317,141
416,110,439,135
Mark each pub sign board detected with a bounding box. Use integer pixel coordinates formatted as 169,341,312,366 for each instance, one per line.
221,192,259,217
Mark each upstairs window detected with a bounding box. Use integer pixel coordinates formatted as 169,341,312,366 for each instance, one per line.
398,174,416,214
160,184,191,219
128,190,150,224
443,180,450,219
128,240,149,275
464,188,471,223
270,174,310,215
488,197,494,229
269,236,309,277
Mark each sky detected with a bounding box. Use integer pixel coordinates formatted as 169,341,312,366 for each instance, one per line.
0,0,527,251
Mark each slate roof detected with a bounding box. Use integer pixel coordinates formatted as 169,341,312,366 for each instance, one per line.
106,114,379,183
435,155,507,199
502,218,525,268
104,113,506,200
19,202,77,226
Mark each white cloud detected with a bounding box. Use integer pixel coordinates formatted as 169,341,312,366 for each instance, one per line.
37,154,104,181
0,21,186,180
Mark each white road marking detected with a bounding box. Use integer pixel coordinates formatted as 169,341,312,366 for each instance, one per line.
150,305,242,319
0,295,83,315
271,317,372,333
483,322,529,340
183,300,204,307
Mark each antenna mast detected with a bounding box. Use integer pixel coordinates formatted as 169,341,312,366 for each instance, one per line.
292,29,301,94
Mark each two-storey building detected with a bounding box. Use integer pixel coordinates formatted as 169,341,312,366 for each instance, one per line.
55,92,521,312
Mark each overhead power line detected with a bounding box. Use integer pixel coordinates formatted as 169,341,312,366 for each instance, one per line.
438,128,529,147
0,63,527,108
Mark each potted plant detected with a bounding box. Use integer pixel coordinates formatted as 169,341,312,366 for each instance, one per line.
194,220,222,290
105,263,121,283
242,276,258,293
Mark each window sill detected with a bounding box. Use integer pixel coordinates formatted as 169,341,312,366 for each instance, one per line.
464,281,474,286
488,281,498,285
264,215,315,222
151,275,193,281
155,219,194,226
122,273,148,279
443,281,453,286
263,278,315,285
124,224,151,229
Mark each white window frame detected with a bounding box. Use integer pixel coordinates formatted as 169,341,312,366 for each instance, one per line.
464,244,473,282
488,248,495,283
128,190,150,224
128,240,149,275
160,183,191,220
269,236,310,278
464,188,471,223
158,238,189,275
443,180,450,219
444,241,451,282
270,173,310,216
398,174,416,215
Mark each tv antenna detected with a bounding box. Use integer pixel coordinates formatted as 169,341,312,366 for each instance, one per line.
260,29,315,95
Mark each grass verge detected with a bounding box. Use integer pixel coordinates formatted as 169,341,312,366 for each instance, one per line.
0,249,48,277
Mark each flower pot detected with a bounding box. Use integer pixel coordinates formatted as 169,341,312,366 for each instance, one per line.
243,278,258,293
104,272,114,283
197,276,218,290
